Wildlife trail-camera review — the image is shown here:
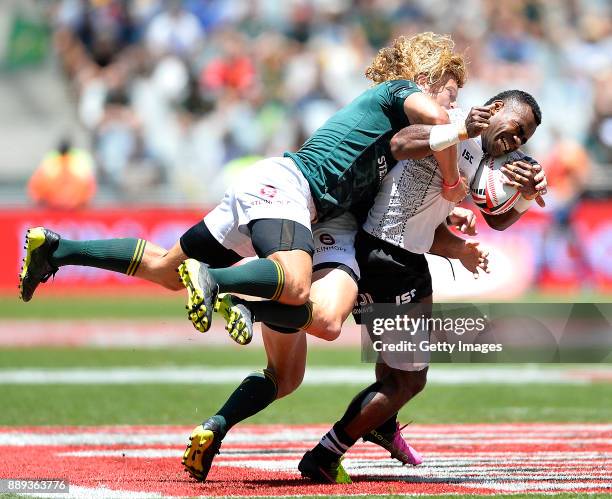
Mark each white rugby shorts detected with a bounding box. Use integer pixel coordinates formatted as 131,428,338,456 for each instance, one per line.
312,212,360,282
204,157,316,257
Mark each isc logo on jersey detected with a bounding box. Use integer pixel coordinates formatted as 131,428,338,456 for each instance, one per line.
470,151,524,215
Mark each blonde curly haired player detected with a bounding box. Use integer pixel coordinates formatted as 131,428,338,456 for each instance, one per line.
362,33,469,202
365,32,467,89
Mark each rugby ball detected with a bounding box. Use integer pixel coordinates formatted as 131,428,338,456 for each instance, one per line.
470,151,524,215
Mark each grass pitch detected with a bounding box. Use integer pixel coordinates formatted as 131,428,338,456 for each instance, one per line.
0,346,610,426
1,296,611,498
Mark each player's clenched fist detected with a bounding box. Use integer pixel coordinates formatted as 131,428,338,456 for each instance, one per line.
464,104,496,138
501,160,548,207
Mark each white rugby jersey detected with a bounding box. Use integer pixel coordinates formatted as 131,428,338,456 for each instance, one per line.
362,108,484,254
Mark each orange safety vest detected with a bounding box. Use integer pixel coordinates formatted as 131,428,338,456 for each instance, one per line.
28,149,96,210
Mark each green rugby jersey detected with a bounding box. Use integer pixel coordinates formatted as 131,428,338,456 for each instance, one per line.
285,79,420,222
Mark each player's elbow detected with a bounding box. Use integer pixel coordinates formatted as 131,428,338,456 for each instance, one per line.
390,135,407,159
390,135,429,161
485,217,511,231
484,211,518,231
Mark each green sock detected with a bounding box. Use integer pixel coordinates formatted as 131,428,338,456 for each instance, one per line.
50,238,146,276
209,259,285,300
214,369,278,434
246,300,313,331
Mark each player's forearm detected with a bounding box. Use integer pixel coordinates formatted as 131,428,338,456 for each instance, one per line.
391,124,464,184
433,145,459,184
482,208,524,231
429,223,465,259
389,125,437,160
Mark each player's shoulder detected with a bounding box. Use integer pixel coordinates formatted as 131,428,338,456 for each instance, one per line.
377,79,420,99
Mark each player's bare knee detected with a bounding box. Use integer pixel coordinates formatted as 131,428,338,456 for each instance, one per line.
292,280,311,305
323,321,342,341
400,370,427,400
268,253,312,304
319,315,343,341
389,369,427,403
307,306,342,341
410,370,428,395
281,276,310,305
275,372,304,399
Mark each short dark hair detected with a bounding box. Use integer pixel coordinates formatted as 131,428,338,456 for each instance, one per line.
484,89,542,125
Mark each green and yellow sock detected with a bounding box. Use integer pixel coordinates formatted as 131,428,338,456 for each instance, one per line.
209,259,285,300
50,238,146,275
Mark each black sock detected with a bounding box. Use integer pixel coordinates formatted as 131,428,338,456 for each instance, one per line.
244,299,313,331
213,369,278,435
209,259,284,300
338,381,383,425
312,383,383,464
50,238,146,276
313,422,357,464
374,413,399,435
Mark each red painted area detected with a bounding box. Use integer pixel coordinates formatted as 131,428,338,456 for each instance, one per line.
0,207,205,294
3,200,612,295
0,424,610,497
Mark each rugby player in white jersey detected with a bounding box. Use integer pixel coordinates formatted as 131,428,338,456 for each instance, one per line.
298,89,545,483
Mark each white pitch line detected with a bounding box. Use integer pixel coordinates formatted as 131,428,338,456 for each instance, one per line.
463,481,612,492
55,448,612,465
2,427,611,446
0,429,325,446
0,365,605,385
21,485,167,499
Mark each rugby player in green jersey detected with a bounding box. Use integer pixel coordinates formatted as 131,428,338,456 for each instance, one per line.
19,32,463,338
19,32,468,482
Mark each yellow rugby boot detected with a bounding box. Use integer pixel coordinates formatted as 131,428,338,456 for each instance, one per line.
298,450,352,484
178,259,219,333
19,227,60,302
182,418,224,482
214,294,253,345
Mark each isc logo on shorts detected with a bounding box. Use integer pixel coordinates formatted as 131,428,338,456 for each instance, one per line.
395,289,417,305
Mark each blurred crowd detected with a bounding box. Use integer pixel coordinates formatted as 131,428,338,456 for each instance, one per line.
45,0,611,204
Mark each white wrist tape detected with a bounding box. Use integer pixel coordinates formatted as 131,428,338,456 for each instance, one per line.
514,196,533,213
429,123,461,151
